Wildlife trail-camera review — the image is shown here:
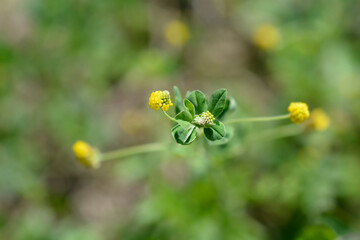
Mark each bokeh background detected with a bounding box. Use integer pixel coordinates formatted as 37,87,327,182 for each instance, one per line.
1,0,360,239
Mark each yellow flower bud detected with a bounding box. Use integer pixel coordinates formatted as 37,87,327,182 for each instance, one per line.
309,108,330,131
148,90,173,111
164,20,190,47
72,141,100,169
252,24,280,50
194,111,215,127
288,102,310,124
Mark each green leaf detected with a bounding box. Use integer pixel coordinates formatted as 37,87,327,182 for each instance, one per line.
206,125,234,145
186,90,208,114
204,120,226,141
171,125,198,145
175,110,193,123
184,99,195,117
175,119,194,131
208,89,227,118
217,97,237,120
173,86,183,114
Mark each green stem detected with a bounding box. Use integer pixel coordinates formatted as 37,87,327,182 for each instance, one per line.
224,114,290,124
101,142,167,161
162,110,178,123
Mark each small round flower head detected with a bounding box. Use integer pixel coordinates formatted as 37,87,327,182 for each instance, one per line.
252,23,280,50
72,141,100,169
164,20,190,47
149,90,173,111
194,111,216,127
288,102,310,124
309,108,330,131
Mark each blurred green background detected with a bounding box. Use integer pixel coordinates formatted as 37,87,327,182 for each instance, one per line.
1,0,360,239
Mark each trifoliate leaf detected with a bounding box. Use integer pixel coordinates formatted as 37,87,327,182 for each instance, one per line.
175,119,194,131
186,90,208,114
208,89,227,118
204,120,226,141
172,125,198,145
206,125,234,145
217,97,237,120
175,110,194,123
184,99,195,117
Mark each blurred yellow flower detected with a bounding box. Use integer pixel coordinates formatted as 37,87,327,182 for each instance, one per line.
252,24,280,50
72,141,100,168
149,90,173,111
164,20,190,47
288,102,310,124
309,108,330,131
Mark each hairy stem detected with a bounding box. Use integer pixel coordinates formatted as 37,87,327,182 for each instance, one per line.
162,110,178,123
224,114,290,124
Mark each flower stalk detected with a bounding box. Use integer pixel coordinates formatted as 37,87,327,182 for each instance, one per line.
162,110,178,123
224,114,290,124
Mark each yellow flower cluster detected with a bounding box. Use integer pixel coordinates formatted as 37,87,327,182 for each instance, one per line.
164,20,190,47
194,111,215,126
252,24,280,50
288,102,310,124
72,141,100,168
149,90,173,111
309,108,330,131
201,111,215,124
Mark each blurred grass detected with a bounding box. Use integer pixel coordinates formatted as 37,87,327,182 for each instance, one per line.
1,0,360,239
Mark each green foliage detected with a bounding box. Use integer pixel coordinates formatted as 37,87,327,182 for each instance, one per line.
204,120,226,141
217,97,237,120
175,112,194,125
171,124,198,145
186,90,208,115
174,119,194,131
208,89,227,118
171,87,232,145
184,99,195,117
206,126,234,145
296,225,337,240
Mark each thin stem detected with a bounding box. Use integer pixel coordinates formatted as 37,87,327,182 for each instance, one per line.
101,142,167,161
162,110,178,123
224,114,290,124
